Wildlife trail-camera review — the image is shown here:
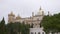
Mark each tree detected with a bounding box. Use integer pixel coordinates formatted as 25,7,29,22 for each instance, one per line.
21,22,30,34
41,13,60,34
0,17,30,34
0,17,6,34
6,22,22,34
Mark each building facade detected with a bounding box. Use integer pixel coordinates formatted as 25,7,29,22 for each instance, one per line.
8,7,45,34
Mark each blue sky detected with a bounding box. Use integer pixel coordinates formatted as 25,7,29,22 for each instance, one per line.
0,0,60,23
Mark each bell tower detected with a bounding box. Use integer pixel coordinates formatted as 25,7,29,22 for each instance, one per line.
8,11,15,23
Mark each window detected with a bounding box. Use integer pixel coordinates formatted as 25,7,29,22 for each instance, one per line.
31,32,33,34
38,32,40,34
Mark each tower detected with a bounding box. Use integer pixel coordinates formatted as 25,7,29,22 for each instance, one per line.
8,11,15,23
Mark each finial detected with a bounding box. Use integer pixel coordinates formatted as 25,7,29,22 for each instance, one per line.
16,14,21,19
39,6,42,10
48,11,50,16
32,12,34,17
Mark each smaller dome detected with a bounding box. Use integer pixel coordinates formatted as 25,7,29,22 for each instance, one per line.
16,14,21,20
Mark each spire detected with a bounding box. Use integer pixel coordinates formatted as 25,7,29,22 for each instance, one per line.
39,6,42,10
48,11,50,16
17,14,21,18
16,14,21,20
32,12,34,17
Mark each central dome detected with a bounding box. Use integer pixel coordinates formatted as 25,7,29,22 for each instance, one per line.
37,7,44,16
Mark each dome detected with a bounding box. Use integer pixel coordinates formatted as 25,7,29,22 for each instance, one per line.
37,11,42,15
36,7,44,16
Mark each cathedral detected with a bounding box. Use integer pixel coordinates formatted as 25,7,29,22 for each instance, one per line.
8,7,45,34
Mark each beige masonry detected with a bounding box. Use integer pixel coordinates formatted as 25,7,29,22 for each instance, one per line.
8,7,44,27
8,7,46,34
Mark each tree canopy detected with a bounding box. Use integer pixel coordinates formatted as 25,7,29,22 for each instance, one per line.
0,18,30,34
41,13,60,34
0,13,60,34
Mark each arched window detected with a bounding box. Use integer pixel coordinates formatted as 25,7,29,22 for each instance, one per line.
38,32,40,34
31,32,33,34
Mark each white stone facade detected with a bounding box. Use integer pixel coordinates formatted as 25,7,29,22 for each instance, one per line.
8,7,45,34
30,28,45,34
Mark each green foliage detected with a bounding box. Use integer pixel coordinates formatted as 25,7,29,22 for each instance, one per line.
21,22,30,34
6,22,22,34
41,13,60,34
0,17,30,34
6,22,30,34
0,17,6,34
1,13,60,34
